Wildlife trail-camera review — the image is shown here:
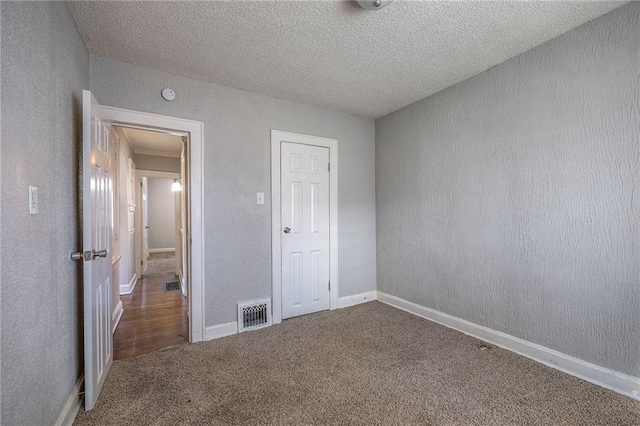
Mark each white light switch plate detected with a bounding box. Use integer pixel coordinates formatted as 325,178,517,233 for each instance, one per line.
29,186,38,215
257,192,265,205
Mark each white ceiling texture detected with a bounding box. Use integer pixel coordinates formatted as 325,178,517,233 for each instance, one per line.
67,1,625,118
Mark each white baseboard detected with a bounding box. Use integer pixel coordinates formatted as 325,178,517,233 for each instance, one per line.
338,291,377,309
119,274,137,295
377,291,640,401
205,293,375,340
204,321,238,340
149,247,175,254
54,375,84,426
111,300,124,334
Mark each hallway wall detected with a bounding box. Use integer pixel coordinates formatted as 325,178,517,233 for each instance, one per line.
0,2,89,424
133,153,180,173
115,127,137,297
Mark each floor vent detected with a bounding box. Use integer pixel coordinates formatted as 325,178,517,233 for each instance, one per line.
238,299,271,333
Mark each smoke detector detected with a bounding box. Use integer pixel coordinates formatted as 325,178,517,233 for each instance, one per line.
161,88,176,101
357,0,393,10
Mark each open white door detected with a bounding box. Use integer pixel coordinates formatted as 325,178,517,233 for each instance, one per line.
81,90,113,410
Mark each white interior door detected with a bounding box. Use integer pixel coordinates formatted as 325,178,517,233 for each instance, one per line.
82,90,113,410
281,142,330,319
141,177,149,274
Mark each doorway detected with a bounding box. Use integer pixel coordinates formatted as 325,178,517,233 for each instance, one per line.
144,177,183,278
103,106,204,342
111,125,190,360
271,130,339,324
135,171,186,285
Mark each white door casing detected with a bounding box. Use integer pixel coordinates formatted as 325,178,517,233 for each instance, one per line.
281,143,330,318
102,106,205,343
82,90,113,410
180,140,189,297
141,177,149,274
271,130,339,324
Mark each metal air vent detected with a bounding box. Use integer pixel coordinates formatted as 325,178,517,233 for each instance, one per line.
238,299,271,332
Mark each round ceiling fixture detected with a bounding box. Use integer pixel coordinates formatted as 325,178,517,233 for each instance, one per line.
161,88,176,101
357,0,393,10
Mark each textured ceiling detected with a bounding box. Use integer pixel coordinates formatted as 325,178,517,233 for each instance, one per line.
119,127,182,157
68,1,625,118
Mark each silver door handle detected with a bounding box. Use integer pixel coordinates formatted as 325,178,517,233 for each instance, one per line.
283,227,291,234
70,249,107,261
70,251,91,261
92,249,108,259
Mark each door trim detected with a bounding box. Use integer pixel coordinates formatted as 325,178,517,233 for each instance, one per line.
271,130,338,325
103,106,206,343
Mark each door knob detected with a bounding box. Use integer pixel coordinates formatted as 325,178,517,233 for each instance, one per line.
145,226,150,229
92,249,108,259
283,227,291,234
70,250,91,261
70,249,107,261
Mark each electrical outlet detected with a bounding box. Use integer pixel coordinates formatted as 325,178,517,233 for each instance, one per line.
29,186,38,215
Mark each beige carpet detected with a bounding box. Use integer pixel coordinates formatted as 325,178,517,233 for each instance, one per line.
74,302,639,425
144,252,177,278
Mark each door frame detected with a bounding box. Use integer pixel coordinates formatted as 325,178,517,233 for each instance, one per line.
104,106,205,343
134,170,180,279
271,130,339,325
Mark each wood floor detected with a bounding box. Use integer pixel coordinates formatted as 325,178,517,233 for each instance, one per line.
114,271,188,360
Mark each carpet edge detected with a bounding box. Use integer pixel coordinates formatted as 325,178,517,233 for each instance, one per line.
376,291,640,402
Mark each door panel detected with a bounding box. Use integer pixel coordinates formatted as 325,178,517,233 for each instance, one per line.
82,90,113,410
281,142,330,319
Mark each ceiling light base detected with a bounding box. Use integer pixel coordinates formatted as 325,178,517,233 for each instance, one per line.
357,0,393,10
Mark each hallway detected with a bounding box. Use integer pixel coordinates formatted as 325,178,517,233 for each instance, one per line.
144,252,178,278
114,255,188,360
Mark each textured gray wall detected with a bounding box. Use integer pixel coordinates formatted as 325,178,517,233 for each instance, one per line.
90,56,377,326
1,2,89,424
147,178,176,250
376,4,639,377
133,153,180,173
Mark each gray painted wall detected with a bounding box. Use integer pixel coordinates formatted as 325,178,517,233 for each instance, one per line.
147,178,176,250
376,4,639,377
133,153,180,173
1,2,88,424
90,56,377,326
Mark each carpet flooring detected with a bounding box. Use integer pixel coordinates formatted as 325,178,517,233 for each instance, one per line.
74,302,639,425
144,252,177,278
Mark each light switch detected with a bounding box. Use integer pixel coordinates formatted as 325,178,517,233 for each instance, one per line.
257,192,265,205
29,186,38,215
